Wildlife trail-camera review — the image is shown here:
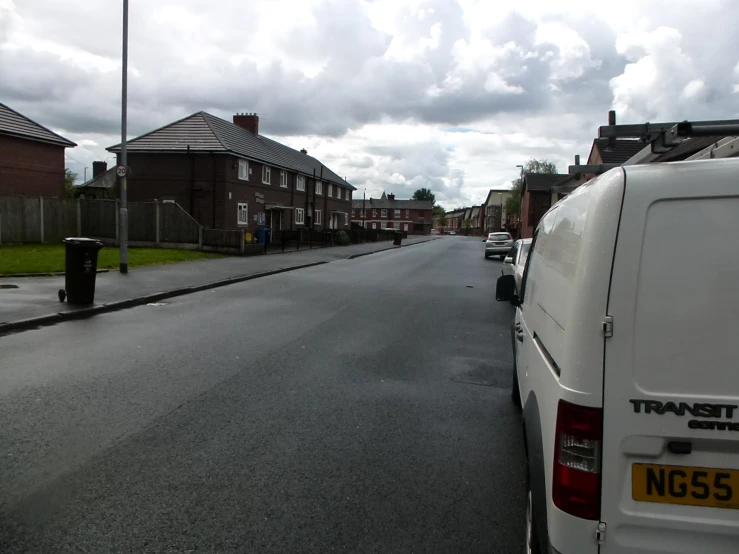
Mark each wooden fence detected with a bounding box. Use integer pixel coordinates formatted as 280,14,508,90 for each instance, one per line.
0,196,393,255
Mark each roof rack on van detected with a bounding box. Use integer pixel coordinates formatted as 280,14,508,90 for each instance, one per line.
569,118,739,176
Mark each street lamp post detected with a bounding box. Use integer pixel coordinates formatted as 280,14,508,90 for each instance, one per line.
119,0,129,273
498,192,503,231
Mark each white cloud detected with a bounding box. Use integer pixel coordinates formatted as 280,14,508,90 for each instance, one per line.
2,0,738,206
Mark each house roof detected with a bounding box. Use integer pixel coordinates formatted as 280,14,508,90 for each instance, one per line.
654,136,729,162
483,188,511,206
107,111,354,190
0,102,76,147
523,173,569,192
590,138,646,164
470,206,480,218
76,167,117,190
351,197,433,210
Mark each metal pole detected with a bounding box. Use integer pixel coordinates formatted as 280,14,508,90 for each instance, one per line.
119,0,129,273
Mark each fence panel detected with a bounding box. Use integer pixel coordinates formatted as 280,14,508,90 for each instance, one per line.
128,202,156,242
80,199,117,239
43,198,77,242
0,197,41,243
202,228,241,249
160,202,200,244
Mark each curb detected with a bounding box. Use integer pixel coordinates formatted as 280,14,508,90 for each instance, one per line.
1,269,111,279
0,261,327,337
346,238,438,259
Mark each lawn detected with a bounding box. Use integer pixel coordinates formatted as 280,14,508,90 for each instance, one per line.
0,244,225,275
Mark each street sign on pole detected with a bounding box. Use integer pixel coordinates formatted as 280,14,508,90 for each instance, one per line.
116,166,127,178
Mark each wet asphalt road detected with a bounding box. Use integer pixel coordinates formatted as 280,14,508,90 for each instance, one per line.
0,237,524,553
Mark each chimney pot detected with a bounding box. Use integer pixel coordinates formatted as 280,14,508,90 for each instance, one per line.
608,110,616,126
300,148,307,154
233,113,259,134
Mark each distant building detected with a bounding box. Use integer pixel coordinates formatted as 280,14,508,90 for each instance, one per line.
351,193,433,234
0,102,76,197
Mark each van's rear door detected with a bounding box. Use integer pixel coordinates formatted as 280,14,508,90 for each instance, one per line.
600,160,739,553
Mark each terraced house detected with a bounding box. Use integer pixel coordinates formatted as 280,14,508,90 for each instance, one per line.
350,193,433,235
108,112,354,233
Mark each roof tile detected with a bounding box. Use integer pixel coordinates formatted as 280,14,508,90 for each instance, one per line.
0,102,76,147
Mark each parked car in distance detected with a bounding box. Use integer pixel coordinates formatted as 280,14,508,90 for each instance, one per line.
484,232,514,259
501,238,531,293
430,229,440,235
495,160,739,554
446,230,457,235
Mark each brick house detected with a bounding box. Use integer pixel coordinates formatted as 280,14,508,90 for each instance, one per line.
351,193,433,234
482,188,512,234
445,208,466,232
107,112,354,232
519,173,569,239
0,102,76,197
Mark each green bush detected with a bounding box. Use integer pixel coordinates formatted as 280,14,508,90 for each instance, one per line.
335,230,351,246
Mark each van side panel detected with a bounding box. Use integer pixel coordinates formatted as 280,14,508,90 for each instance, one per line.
601,160,739,553
517,169,625,554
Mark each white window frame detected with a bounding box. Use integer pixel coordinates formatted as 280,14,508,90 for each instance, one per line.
403,223,409,231
316,181,322,195
328,184,333,197
394,222,401,230
381,209,387,218
315,209,322,225
295,208,305,225
262,165,271,185
296,175,305,191
237,203,249,225
238,160,249,181
336,188,342,200
394,209,400,218
280,170,288,188
372,209,377,217
406,209,410,217
258,212,265,225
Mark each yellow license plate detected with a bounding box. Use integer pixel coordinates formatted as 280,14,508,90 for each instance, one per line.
494,242,505,246
632,463,739,509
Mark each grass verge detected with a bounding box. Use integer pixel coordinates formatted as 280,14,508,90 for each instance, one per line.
0,244,225,275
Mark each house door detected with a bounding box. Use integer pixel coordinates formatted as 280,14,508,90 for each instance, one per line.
330,213,339,229
271,210,282,231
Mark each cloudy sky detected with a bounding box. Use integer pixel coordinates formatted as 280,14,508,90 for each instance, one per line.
2,0,738,207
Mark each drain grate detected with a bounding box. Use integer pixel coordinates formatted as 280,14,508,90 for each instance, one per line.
0,284,19,289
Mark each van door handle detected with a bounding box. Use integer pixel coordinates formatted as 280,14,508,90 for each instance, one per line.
516,328,524,342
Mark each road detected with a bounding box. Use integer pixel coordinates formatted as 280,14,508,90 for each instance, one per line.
0,237,524,553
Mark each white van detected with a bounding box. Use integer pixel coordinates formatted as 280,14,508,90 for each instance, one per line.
496,160,739,554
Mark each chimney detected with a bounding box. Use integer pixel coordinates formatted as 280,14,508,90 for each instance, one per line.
388,193,395,201
92,161,107,179
608,110,616,126
300,148,307,154
233,112,259,135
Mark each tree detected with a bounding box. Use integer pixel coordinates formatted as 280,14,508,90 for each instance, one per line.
64,168,78,198
412,188,435,203
463,217,471,235
432,204,445,217
505,158,558,218
437,212,447,233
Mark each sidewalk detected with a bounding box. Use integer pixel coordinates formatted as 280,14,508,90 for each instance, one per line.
0,237,438,333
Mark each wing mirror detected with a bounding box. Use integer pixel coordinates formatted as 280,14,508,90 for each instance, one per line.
503,256,513,264
496,274,520,306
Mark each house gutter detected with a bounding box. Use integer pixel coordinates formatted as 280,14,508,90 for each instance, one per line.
211,151,217,228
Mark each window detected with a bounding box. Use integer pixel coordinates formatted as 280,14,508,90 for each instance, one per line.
315,209,322,225
406,209,410,217
258,212,266,225
328,184,333,197
280,171,287,188
403,223,409,231
316,181,322,195
394,222,401,230
386,221,393,228
336,188,342,200
372,209,377,217
296,175,305,191
262,165,271,184
373,222,378,229
381,209,387,218
237,203,249,225
295,208,305,225
238,160,249,181
394,209,400,218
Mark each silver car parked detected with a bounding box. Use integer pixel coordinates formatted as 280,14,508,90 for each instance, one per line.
500,238,532,293
484,232,514,260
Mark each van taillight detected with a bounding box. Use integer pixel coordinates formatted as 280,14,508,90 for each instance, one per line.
553,400,603,520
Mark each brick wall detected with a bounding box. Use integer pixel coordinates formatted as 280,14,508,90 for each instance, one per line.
0,135,66,197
